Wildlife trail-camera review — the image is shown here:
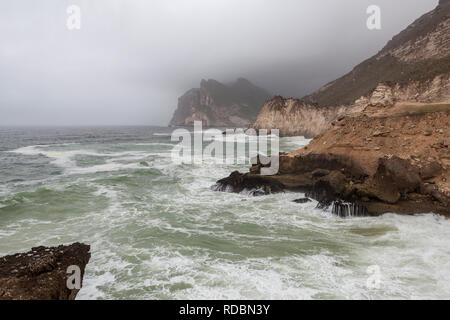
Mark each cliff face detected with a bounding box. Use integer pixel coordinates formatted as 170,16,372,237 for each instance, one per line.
253,1,450,137
169,78,271,127
0,243,90,300
253,97,361,138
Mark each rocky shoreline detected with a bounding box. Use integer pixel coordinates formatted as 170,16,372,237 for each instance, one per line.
214,106,450,217
0,243,91,300
226,1,450,217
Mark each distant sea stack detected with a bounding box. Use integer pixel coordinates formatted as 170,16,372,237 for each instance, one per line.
169,78,271,127
253,1,450,137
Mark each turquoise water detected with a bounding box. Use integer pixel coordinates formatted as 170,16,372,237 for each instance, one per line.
0,126,449,299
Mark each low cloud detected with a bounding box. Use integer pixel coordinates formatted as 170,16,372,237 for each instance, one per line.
0,0,438,125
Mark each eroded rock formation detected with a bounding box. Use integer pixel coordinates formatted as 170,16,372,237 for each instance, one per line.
169,78,271,127
0,243,91,300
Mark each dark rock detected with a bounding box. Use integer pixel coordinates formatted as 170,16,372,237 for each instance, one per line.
27,252,57,275
211,171,284,196
0,243,91,300
293,198,312,204
305,179,341,208
332,200,369,217
420,161,443,179
312,169,330,178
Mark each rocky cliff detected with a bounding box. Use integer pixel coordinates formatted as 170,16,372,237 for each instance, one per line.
215,103,450,216
0,243,90,300
169,78,271,127
253,1,450,137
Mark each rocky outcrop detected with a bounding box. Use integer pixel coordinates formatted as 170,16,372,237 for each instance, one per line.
216,106,450,216
169,78,271,127
211,170,285,196
0,243,91,300
252,1,450,137
252,96,362,138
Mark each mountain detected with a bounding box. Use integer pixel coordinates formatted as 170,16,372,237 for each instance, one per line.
253,1,450,137
169,78,271,127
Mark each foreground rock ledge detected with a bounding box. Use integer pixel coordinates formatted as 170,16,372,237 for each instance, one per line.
214,109,450,216
0,243,91,300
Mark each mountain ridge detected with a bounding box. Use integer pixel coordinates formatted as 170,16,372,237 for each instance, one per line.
253,1,450,137
169,78,271,127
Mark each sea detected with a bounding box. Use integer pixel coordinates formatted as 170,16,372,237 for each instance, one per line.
0,126,449,299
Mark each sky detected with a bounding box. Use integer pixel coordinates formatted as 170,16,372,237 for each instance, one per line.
0,0,439,126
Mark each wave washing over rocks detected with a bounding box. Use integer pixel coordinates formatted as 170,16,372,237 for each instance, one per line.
214,106,450,216
1,127,450,299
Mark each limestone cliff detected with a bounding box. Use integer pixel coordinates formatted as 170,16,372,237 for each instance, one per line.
169,78,271,127
253,1,450,137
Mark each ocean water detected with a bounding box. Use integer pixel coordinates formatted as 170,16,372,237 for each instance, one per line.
0,126,449,300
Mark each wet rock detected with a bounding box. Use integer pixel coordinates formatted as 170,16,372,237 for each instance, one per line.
293,198,312,204
211,171,284,196
0,243,91,300
332,200,369,218
216,108,450,216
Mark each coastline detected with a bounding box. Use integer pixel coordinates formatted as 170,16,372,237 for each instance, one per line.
215,105,450,217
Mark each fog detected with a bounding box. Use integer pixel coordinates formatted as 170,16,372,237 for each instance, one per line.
0,0,438,126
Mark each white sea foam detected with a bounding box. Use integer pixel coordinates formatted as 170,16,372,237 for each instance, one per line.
152,133,172,137
9,145,159,175
3,136,450,300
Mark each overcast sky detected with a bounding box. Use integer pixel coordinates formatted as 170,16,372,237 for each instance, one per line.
0,0,438,126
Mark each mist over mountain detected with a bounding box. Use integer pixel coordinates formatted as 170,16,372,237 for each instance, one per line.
0,0,439,126
169,78,271,127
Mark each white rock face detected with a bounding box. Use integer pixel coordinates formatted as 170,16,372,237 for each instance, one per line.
252,97,360,138
252,73,450,137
